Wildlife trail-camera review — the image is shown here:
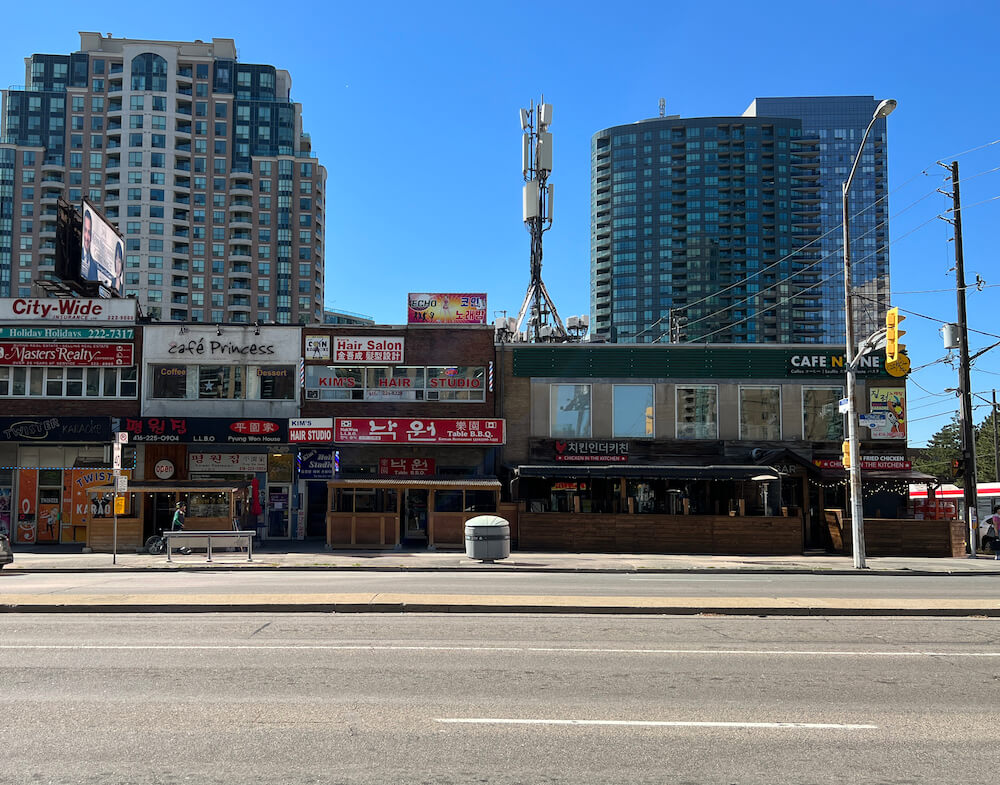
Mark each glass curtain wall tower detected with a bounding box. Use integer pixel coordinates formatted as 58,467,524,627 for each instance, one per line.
591,96,890,344
744,97,890,341
0,33,327,324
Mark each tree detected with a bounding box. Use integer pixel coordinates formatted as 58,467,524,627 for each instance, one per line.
912,414,961,484
975,405,999,484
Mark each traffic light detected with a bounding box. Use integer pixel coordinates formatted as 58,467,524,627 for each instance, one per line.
951,457,965,479
842,440,852,469
885,307,906,363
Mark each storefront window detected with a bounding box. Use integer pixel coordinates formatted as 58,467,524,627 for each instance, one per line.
550,384,592,438
676,385,717,439
267,454,294,482
426,366,485,401
188,492,228,518
739,386,781,440
199,365,243,399
613,384,654,438
332,488,397,513
433,490,464,512
464,490,497,512
803,387,844,441
252,365,295,400
306,366,364,400
366,366,423,401
152,365,187,398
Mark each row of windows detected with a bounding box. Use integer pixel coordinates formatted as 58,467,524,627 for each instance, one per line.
305,366,487,402
0,366,137,398
149,364,295,400
548,384,846,441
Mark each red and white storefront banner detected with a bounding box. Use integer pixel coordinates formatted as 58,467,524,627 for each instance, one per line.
378,458,436,476
0,342,133,366
189,452,269,473
909,482,1000,498
335,418,505,444
288,418,333,443
332,336,404,363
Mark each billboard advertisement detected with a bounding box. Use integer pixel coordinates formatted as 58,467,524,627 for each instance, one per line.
80,200,124,293
407,293,487,324
869,388,906,440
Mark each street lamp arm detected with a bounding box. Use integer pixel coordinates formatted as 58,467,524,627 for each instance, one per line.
843,116,880,196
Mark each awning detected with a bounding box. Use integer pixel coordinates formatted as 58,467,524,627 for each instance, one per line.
329,478,501,490
818,468,938,483
89,482,248,494
514,465,782,481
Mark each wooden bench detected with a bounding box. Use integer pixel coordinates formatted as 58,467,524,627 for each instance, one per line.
163,530,255,562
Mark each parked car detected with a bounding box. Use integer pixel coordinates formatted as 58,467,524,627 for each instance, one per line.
0,531,12,569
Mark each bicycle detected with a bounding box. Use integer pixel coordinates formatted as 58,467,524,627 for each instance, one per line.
144,529,190,555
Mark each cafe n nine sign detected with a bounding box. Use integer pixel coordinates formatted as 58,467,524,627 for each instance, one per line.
788,352,885,377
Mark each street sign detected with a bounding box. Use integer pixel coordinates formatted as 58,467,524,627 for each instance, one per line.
116,431,129,444
838,397,849,414
859,412,888,425
112,442,122,470
116,475,128,493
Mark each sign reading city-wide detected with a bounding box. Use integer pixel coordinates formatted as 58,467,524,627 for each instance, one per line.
118,417,287,444
0,298,136,323
332,336,404,363
0,342,133,366
335,418,505,444
407,293,487,324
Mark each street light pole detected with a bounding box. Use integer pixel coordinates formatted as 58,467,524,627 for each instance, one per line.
842,98,897,570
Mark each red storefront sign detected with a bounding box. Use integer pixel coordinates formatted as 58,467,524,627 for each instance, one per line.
335,418,505,444
0,342,133,366
378,458,436,476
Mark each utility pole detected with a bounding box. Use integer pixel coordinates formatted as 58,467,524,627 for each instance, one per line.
940,160,978,553
993,389,998,483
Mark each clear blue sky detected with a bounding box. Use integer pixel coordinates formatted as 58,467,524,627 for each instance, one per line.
3,0,999,447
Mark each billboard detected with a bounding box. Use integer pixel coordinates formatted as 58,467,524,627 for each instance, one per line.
407,293,487,324
80,200,124,294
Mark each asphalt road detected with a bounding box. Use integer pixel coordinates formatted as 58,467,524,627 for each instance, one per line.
1,613,997,784
2,569,1000,601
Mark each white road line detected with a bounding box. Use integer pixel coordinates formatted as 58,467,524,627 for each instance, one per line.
435,718,877,730
0,644,997,657
627,577,773,582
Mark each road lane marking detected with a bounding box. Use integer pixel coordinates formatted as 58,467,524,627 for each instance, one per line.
435,718,877,730
0,644,998,657
627,578,773,582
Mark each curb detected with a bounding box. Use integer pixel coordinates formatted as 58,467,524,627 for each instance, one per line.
2,600,999,617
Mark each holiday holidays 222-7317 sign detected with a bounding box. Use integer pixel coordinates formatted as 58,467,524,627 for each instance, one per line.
335,418,505,444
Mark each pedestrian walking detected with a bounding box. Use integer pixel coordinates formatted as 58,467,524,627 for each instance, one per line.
172,501,191,555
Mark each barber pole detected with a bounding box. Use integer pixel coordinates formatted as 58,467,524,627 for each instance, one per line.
488,361,494,392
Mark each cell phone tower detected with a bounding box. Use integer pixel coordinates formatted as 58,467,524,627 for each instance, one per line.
514,97,568,342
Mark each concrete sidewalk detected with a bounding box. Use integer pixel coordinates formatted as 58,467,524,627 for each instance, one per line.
3,546,1000,616
4,543,1000,575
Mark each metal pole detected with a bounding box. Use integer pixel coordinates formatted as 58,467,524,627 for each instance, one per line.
842,179,866,569
993,389,998,483
112,495,118,566
948,161,979,553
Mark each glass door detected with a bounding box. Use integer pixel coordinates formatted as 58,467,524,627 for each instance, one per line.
267,484,290,538
402,488,428,546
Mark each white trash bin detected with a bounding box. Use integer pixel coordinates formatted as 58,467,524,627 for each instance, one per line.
464,515,510,562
